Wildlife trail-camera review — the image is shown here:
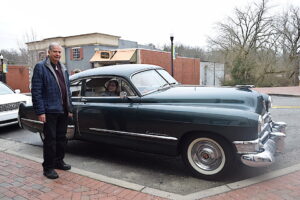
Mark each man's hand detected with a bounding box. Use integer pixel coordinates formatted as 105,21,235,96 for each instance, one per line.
38,114,46,123
68,112,73,118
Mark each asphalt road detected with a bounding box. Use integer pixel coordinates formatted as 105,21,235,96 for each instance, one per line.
0,95,299,195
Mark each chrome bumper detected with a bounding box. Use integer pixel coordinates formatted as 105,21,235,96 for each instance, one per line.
234,121,287,167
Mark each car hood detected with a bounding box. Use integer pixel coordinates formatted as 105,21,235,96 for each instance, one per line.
0,93,32,105
141,85,265,114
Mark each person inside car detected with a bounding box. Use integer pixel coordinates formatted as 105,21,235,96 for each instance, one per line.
101,79,120,96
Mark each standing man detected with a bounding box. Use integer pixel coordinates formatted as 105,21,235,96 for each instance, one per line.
32,42,72,179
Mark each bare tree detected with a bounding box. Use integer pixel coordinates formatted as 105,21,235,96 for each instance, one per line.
208,0,277,85
17,28,40,67
210,0,273,53
0,49,26,65
275,6,300,86
16,29,41,89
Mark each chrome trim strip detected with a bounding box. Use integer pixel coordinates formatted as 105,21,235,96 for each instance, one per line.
80,96,139,99
272,122,287,133
261,123,269,132
21,118,75,128
233,138,260,154
21,118,43,124
260,130,270,142
89,128,178,141
262,112,269,121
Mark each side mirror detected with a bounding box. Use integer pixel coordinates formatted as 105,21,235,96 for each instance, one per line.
120,91,128,99
15,89,21,94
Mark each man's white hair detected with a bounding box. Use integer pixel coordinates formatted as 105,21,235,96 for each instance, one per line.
48,42,62,51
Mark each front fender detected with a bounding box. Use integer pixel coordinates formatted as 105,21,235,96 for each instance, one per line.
138,104,260,142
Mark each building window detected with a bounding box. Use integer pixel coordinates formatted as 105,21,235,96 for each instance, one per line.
72,48,80,59
70,47,83,60
101,52,110,59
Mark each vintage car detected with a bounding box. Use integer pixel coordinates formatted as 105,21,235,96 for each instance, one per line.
18,64,287,179
0,81,31,127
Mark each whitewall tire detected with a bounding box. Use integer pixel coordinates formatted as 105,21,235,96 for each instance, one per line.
182,134,234,179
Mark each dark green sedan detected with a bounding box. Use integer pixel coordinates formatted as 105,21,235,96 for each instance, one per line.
19,64,287,179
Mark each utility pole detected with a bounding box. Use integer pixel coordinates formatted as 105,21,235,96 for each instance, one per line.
170,34,174,77
0,54,6,83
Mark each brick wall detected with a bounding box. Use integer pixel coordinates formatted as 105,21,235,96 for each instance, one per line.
6,65,30,93
139,49,200,85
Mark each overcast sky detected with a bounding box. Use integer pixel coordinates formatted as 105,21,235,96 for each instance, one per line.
0,0,299,50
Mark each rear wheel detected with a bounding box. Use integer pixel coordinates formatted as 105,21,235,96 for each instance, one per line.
182,134,234,180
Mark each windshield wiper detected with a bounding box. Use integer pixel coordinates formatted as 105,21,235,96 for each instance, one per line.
157,83,170,91
161,83,170,88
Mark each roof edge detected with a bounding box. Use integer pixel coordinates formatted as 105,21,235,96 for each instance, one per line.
26,32,121,45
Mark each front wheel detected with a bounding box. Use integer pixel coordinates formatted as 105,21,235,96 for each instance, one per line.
182,134,234,180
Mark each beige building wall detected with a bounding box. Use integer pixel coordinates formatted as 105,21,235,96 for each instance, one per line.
26,33,120,64
64,34,119,47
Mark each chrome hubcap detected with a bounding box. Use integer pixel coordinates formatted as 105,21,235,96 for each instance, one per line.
191,140,223,171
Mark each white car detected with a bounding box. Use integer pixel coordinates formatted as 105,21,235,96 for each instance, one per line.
0,81,32,127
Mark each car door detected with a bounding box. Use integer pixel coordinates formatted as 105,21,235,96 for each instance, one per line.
75,76,140,145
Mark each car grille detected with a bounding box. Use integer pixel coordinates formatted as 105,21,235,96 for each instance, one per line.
0,102,23,112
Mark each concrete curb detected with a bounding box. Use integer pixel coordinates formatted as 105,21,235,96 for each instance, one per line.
2,147,300,200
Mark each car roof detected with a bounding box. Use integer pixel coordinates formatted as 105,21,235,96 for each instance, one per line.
70,64,163,81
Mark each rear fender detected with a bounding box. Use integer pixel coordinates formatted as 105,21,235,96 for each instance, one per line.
18,103,43,133
18,103,75,140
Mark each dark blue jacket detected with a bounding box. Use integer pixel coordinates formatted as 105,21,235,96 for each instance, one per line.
31,57,72,115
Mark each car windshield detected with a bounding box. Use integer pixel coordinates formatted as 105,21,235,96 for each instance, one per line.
131,69,176,95
0,82,14,95
157,69,178,85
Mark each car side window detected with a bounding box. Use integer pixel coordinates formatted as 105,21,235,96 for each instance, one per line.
70,80,82,97
84,78,107,97
82,77,136,97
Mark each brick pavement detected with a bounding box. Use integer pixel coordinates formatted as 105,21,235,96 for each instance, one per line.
0,151,166,200
253,86,300,96
201,170,300,200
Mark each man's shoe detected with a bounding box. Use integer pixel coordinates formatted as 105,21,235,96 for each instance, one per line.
43,169,59,179
55,161,71,170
